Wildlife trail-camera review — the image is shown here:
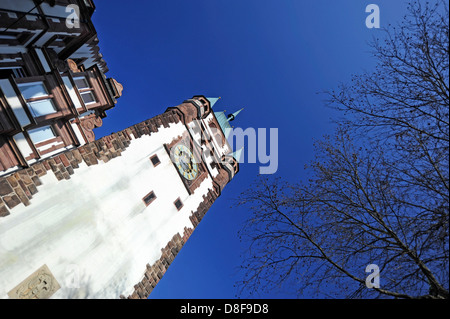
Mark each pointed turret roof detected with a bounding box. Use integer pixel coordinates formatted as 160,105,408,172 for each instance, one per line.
206,97,221,108
210,98,244,140
214,111,232,139
229,147,244,163
227,108,244,122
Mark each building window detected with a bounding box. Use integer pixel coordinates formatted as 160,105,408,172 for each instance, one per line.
73,76,97,105
0,67,27,79
27,125,56,145
0,31,32,46
12,68,26,78
150,154,161,167
17,82,57,118
174,197,184,211
142,191,156,206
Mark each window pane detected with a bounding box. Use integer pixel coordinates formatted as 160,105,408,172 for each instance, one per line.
28,126,56,144
81,91,96,104
73,77,89,90
143,191,156,206
28,99,57,117
0,34,17,40
151,155,160,166
174,199,183,210
18,82,48,99
12,68,26,78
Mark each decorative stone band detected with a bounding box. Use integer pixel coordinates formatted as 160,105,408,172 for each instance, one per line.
0,108,183,218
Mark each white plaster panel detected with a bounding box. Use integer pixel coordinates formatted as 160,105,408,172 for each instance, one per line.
62,76,83,109
70,122,86,146
35,48,51,73
0,79,31,127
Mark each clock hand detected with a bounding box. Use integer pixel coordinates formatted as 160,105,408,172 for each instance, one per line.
180,158,188,171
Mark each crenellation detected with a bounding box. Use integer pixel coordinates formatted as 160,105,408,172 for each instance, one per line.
54,171,64,181
27,183,38,196
31,175,42,186
0,198,9,217
42,160,52,172
3,194,21,210
14,187,30,206
15,176,32,197
53,156,62,165
32,163,47,177
66,166,75,176
58,154,70,168
0,179,14,196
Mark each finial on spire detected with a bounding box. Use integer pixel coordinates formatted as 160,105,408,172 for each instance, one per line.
227,108,244,122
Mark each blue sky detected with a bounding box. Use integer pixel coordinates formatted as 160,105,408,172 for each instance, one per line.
91,0,411,298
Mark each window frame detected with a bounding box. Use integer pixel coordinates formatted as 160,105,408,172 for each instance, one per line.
0,67,27,79
16,80,58,120
150,154,161,167
25,124,65,158
27,125,57,145
142,191,157,207
17,81,53,102
73,75,98,106
174,197,184,211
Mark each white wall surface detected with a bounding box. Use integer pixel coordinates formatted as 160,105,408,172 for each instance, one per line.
0,121,214,299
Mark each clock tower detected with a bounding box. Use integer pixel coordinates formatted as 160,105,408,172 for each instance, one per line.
0,96,241,299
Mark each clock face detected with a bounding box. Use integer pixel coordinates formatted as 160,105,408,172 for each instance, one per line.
172,144,199,181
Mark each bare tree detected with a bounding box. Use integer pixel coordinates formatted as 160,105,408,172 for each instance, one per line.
236,1,449,299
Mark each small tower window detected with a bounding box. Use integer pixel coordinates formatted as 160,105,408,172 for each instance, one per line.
150,154,161,167
174,198,184,211
143,191,156,206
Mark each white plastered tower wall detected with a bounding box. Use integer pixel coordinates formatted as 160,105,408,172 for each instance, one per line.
0,96,239,299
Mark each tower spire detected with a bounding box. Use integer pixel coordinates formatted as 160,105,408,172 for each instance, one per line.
227,108,244,122
206,97,221,108
229,147,244,163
